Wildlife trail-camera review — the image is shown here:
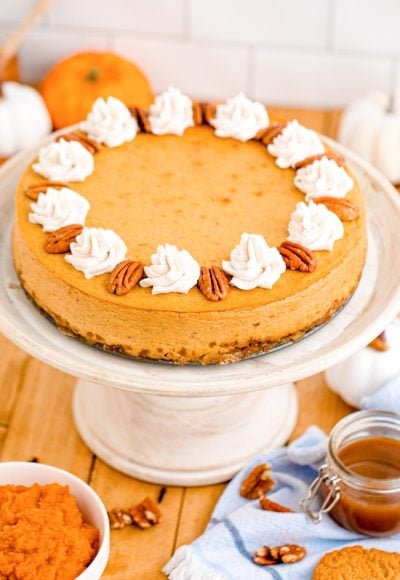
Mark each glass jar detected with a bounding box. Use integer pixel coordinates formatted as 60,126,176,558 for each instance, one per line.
300,409,400,536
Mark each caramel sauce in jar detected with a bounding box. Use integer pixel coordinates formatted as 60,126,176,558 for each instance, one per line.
329,435,400,535
302,411,400,536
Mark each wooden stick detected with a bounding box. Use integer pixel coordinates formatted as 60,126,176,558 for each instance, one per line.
0,0,56,79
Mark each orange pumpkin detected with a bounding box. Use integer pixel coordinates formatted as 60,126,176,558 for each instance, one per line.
40,51,153,129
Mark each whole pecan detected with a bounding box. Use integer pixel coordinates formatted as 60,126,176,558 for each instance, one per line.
57,131,101,154
294,151,345,170
260,122,287,144
129,497,162,529
45,224,83,254
25,181,69,201
368,331,389,352
315,197,360,221
198,265,229,301
279,241,317,273
259,496,293,513
254,544,307,566
240,463,275,499
107,260,144,296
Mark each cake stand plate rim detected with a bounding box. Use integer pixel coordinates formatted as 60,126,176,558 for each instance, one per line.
0,137,399,396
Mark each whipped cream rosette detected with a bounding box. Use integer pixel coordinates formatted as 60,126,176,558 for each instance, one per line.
29,187,90,232
148,87,194,136
82,96,138,147
294,156,354,201
140,244,200,294
33,139,94,182
287,201,344,251
211,93,269,142
65,227,127,279
268,120,324,169
222,233,286,290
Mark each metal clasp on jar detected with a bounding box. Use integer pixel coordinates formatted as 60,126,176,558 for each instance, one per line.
300,464,341,523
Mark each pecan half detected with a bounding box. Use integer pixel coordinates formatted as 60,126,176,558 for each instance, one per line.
279,241,317,273
45,224,83,254
294,151,345,170
198,266,229,301
107,260,144,296
260,122,287,145
192,101,203,125
368,331,389,352
254,544,307,566
240,463,275,499
279,545,307,564
254,546,277,566
25,181,69,201
135,107,152,133
108,509,133,530
57,131,101,154
315,197,360,221
129,497,162,529
259,496,293,513
202,102,216,125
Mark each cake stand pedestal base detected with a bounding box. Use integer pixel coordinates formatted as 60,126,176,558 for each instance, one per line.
72,379,298,486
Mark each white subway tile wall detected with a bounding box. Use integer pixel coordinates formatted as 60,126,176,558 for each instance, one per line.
189,0,330,48
253,50,392,107
19,30,110,83
114,37,248,99
1,0,399,106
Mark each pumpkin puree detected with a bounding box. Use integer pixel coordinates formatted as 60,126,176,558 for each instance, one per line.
0,483,99,580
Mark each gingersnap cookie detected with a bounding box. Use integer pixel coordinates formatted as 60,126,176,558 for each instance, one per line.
313,546,400,580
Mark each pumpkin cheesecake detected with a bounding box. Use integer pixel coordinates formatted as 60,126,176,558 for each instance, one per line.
13,90,367,364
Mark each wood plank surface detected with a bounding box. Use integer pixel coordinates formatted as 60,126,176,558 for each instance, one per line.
0,108,356,579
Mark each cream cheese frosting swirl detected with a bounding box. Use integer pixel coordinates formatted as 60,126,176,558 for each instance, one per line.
65,227,127,279
287,200,344,251
33,139,94,182
267,120,324,169
211,93,269,142
222,233,286,290
148,86,194,136
81,96,138,147
294,156,354,201
140,244,200,294
29,187,90,232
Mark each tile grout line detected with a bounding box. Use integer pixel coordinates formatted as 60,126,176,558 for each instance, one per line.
182,0,191,39
0,16,394,60
325,0,336,51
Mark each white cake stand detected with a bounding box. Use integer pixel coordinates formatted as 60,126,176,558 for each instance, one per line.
1,139,400,486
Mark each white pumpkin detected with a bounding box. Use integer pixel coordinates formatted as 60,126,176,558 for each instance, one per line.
325,321,400,408
0,81,52,157
338,91,400,184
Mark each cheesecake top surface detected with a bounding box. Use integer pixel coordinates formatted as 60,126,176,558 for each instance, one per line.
15,124,366,313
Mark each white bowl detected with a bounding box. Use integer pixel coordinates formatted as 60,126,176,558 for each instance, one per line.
0,462,110,579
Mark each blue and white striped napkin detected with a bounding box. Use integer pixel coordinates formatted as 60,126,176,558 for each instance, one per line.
164,379,400,580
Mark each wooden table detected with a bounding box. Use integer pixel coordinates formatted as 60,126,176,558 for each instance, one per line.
0,108,355,579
